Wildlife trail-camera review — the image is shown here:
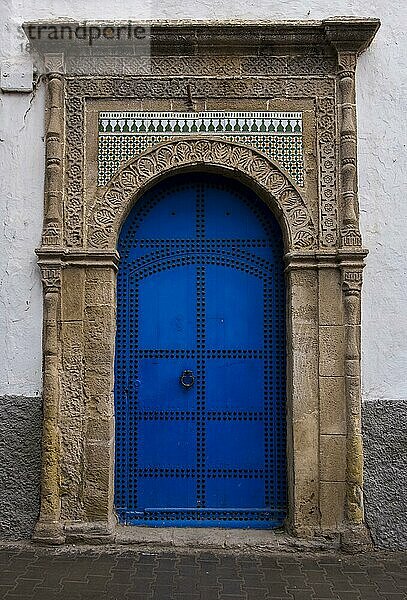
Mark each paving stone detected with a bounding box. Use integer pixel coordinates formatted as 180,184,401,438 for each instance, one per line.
330,580,357,592
219,578,243,594
178,564,200,576
304,571,328,583
241,572,266,586
156,557,179,571
199,587,219,600
10,577,40,594
267,582,290,597
245,588,269,600
333,592,361,600
309,582,335,598
151,584,175,599
289,591,314,600
0,546,405,600
154,571,175,586
284,575,311,589
176,575,199,593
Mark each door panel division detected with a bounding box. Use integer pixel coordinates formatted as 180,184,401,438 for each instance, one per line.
115,173,286,528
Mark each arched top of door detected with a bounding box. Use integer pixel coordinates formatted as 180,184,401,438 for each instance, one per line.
87,138,317,253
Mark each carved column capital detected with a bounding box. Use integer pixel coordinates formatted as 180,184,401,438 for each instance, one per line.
342,269,363,295
337,50,357,75
44,52,65,76
40,265,61,293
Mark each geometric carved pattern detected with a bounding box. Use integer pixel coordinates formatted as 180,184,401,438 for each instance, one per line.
98,111,304,187
88,138,317,251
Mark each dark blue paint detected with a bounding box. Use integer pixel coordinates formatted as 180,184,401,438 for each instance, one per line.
115,173,286,528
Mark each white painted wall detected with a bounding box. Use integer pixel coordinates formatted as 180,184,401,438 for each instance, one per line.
1,0,406,403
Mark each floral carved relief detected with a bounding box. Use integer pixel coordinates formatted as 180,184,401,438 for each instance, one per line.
87,139,317,251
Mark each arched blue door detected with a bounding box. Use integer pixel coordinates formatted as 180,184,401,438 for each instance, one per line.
115,173,286,528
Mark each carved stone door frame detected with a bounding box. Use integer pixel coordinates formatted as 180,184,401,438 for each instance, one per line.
25,18,380,550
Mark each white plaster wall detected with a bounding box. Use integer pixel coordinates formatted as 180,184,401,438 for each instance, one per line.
0,0,406,403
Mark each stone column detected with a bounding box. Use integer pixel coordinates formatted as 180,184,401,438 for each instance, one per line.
33,59,66,544
341,267,371,550
33,266,64,544
337,52,360,247
42,60,64,247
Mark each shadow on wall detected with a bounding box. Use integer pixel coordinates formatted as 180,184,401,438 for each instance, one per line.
363,398,407,550
0,396,41,539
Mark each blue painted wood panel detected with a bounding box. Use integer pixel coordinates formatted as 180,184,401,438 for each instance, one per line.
115,173,286,528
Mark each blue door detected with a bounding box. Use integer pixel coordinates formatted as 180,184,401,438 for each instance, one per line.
115,173,286,528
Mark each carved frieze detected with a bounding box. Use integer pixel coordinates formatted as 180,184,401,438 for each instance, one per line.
65,75,335,248
317,97,338,247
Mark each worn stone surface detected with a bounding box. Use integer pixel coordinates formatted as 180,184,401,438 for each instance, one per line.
363,398,407,550
320,435,347,482
320,376,346,435
319,482,345,530
0,396,41,539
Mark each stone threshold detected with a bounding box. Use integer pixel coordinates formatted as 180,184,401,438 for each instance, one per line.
113,526,341,554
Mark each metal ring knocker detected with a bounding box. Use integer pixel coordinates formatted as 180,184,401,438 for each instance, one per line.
180,369,195,389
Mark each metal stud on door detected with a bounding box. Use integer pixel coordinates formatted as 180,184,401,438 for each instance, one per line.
115,173,286,527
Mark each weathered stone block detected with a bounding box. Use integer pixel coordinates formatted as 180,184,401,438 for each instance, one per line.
61,267,85,321
319,326,345,376
86,416,114,442
318,268,343,326
320,376,346,435
85,281,114,307
320,434,347,481
320,481,345,530
292,418,320,529
290,270,318,325
86,267,115,285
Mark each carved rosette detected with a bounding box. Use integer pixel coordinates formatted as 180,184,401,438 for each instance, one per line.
87,139,317,251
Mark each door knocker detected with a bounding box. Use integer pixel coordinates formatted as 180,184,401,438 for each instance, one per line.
180,369,195,389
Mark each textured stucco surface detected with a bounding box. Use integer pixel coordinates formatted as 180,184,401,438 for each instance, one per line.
363,399,407,550
0,0,406,545
0,396,41,539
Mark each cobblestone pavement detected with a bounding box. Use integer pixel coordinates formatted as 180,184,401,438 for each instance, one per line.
0,545,405,600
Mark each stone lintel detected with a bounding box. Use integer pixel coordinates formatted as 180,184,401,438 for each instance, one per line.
23,19,380,58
